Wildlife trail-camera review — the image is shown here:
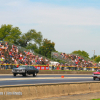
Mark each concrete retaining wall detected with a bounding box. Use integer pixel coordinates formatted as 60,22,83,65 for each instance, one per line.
0,82,100,100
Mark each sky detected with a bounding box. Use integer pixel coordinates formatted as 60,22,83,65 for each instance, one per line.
0,0,100,57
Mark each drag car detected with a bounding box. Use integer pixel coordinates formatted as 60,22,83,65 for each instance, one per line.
12,65,39,77
92,69,100,80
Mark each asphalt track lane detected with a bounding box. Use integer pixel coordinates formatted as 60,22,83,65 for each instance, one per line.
0,74,99,86
0,78,94,86
0,74,92,78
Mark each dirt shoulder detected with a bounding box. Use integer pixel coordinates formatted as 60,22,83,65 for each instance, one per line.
31,92,100,100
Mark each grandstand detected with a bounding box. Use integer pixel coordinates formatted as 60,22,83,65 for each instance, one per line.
0,41,98,70
51,52,96,68
0,41,49,67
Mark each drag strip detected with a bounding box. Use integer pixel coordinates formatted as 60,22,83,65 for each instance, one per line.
0,74,98,86
0,77,93,86
0,74,92,78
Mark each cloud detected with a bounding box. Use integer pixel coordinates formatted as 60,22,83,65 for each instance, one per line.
0,0,100,26
0,0,100,57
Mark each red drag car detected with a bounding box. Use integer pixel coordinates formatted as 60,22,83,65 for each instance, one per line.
92,69,100,80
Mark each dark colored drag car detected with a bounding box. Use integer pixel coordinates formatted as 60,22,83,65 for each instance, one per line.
92,69,100,80
12,65,39,77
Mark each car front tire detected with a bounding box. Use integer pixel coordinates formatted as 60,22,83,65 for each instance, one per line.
33,72,37,77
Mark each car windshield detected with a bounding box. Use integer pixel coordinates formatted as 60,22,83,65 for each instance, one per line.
18,66,26,68
97,70,100,72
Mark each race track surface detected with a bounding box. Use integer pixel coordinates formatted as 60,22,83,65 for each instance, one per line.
0,74,99,86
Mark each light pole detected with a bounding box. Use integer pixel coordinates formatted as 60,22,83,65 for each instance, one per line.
92,50,95,62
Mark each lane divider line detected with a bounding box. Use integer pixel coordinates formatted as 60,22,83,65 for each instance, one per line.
0,77,92,81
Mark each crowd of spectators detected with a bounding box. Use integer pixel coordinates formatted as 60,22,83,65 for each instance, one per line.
0,41,49,68
0,41,99,70
0,41,7,62
52,52,98,68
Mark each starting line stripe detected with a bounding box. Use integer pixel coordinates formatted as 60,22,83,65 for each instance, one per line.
0,77,92,81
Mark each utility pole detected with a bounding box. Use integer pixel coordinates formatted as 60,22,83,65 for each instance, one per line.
93,50,95,62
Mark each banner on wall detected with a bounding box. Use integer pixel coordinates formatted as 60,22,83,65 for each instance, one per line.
34,65,49,70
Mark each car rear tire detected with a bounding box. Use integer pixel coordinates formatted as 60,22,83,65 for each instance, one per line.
33,72,37,77
13,73,16,76
93,77,96,80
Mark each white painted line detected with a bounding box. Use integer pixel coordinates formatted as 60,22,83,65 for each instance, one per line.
0,74,12,75
0,74,92,76
38,74,92,75
0,77,92,81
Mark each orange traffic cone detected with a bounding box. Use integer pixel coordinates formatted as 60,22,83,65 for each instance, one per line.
61,75,64,78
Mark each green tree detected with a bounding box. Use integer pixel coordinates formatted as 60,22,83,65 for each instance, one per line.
26,43,38,53
71,50,89,58
0,24,21,43
18,29,42,47
38,39,56,58
91,55,97,60
94,56,100,63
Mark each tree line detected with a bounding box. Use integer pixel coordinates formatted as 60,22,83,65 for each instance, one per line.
0,24,99,62
0,24,55,58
